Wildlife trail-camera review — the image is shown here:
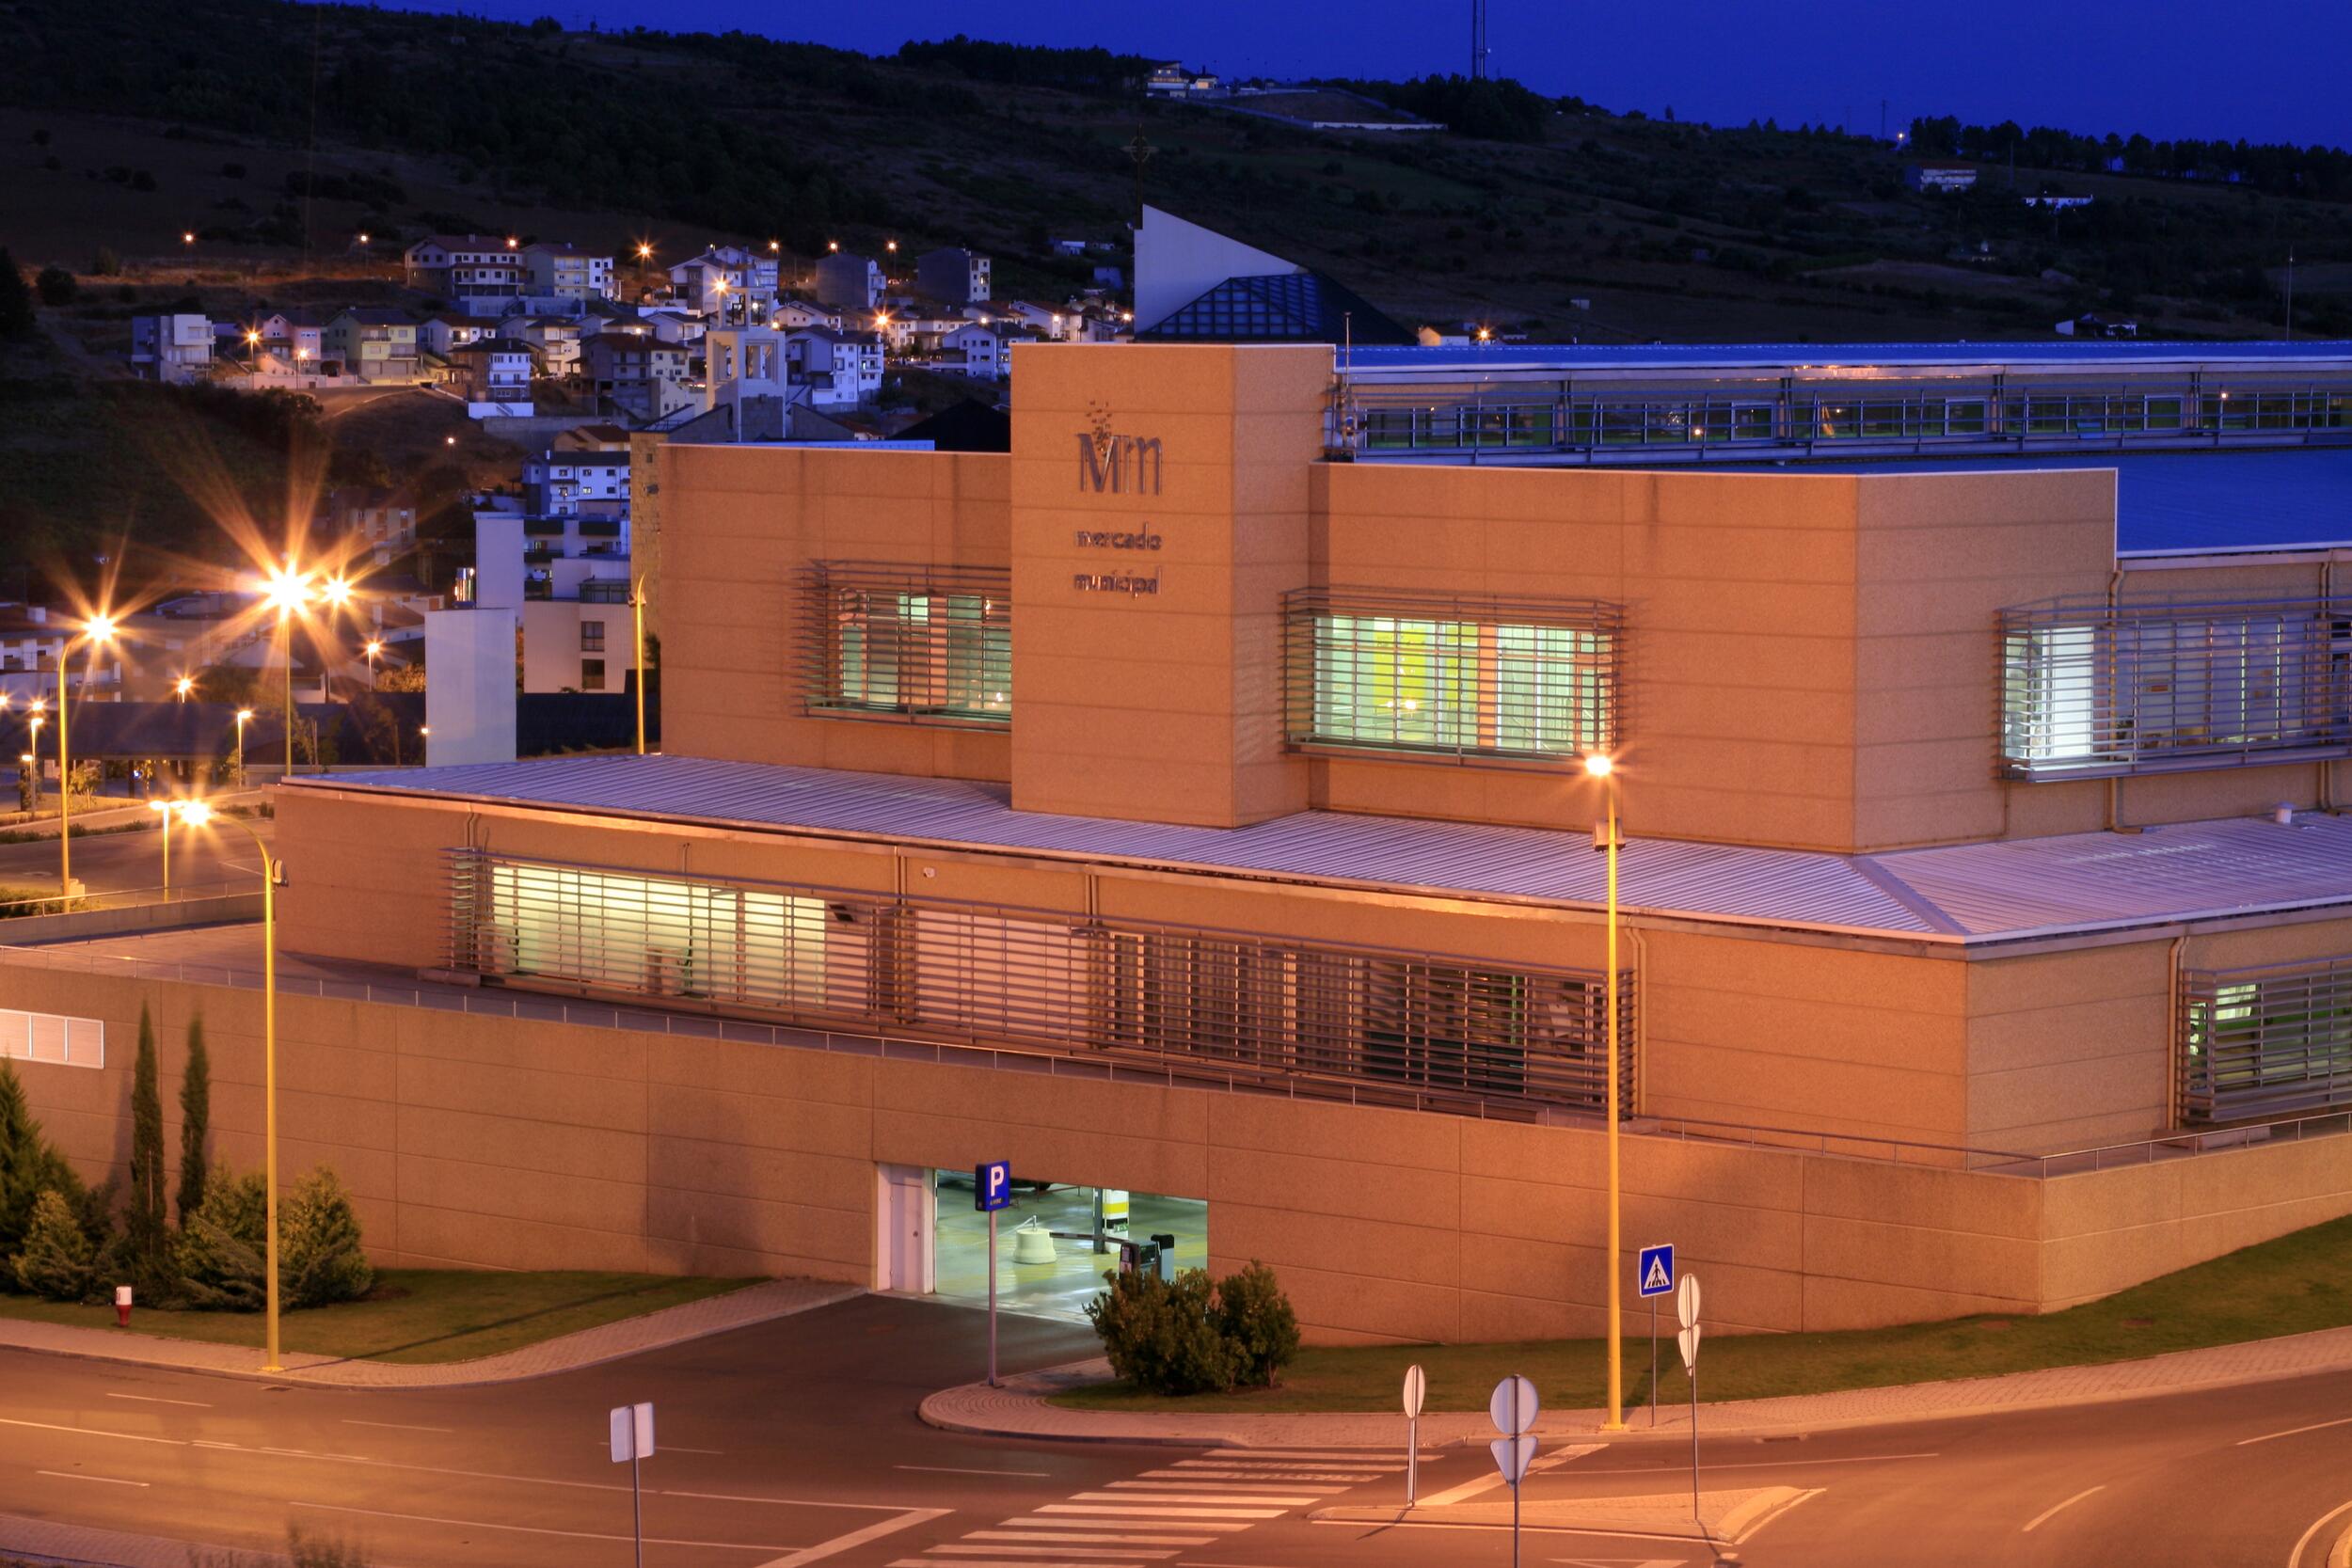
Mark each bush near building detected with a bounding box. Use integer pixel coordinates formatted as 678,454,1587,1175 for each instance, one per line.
1087,1260,1300,1395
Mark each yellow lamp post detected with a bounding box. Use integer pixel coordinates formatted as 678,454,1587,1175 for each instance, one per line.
363,640,383,689
175,800,283,1370
149,800,172,899
174,675,195,703
262,566,311,777
632,578,648,756
55,614,118,898
1585,751,1627,1432
25,708,44,812
233,707,254,789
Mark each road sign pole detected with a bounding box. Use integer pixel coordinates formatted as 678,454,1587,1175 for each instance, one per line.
630,1449,644,1568
1649,1294,1659,1428
1690,1366,1701,1523
1406,1413,1417,1505
987,1205,999,1388
1512,1468,1522,1568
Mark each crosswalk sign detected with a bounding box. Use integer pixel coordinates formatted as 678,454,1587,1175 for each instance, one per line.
1637,1243,1675,1298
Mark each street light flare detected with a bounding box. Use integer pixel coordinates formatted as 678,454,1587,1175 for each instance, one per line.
174,801,215,827
1584,753,1615,778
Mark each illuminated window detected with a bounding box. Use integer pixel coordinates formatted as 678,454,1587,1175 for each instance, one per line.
805,565,1011,725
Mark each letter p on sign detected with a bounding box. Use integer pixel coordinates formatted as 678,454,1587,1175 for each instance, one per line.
976,1160,1013,1212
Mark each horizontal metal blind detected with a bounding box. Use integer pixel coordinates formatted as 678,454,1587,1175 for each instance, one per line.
0,1008,103,1069
446,848,1634,1117
1284,589,1622,765
799,562,1011,726
1999,597,2352,778
2181,959,2352,1123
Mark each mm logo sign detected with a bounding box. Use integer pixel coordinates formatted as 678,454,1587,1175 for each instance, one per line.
1077,430,1163,496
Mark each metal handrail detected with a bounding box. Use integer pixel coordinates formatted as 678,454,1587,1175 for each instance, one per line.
1644,1112,2042,1170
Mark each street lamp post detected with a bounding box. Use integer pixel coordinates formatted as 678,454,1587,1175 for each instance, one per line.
149,800,172,899
56,615,118,899
174,675,194,703
264,567,311,777
1585,752,1626,1432
233,707,254,789
175,801,283,1370
632,578,647,756
363,640,382,690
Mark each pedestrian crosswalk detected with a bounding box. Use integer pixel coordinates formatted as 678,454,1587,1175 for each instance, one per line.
888,1448,1439,1568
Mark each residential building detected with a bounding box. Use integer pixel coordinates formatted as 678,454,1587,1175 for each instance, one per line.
317,487,418,565
419,313,490,359
449,339,535,417
498,314,582,380
917,246,992,306
323,308,421,384
642,309,708,348
582,333,692,423
813,251,883,312
668,246,781,317
1905,161,1980,192
770,297,844,332
128,314,213,383
254,308,328,368
784,325,884,407
938,319,1023,379
405,233,526,305
521,241,617,302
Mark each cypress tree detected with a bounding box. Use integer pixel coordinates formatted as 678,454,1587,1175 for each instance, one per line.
177,1015,210,1228
0,1060,75,1263
0,249,33,340
127,1005,169,1288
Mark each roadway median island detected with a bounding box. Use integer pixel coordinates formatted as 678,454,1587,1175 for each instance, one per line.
0,1269,758,1365
1046,1211,2352,1417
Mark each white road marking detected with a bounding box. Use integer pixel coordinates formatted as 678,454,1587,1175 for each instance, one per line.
893,1561,1163,1568
2022,1485,2106,1533
36,1470,149,1487
967,1531,1216,1545
754,1508,951,1568
1068,1491,1306,1508
344,1419,454,1433
1159,1465,1376,1477
2241,1417,2352,1448
2289,1499,2352,1568
287,1498,794,1550
896,1464,1053,1478
1041,1503,1287,1520
1104,1482,1328,1498
1570,1450,1938,1476
1009,1517,1251,1533
102,1393,211,1409
0,1417,184,1447
1210,1449,1416,1460
927,1549,1177,1561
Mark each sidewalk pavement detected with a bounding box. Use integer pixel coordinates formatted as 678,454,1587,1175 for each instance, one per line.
0,1509,289,1568
0,1276,860,1388
920,1321,2352,1448
1316,1483,1815,1545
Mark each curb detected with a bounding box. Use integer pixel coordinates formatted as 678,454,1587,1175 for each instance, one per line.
0,1280,864,1390
919,1323,2352,1449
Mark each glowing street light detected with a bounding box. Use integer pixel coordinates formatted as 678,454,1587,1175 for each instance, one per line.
175,799,287,1371
263,561,312,776
233,707,254,788
363,640,383,689
174,675,194,702
53,613,118,897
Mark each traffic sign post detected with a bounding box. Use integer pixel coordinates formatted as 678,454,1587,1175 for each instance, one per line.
976,1161,1012,1387
1676,1274,1702,1523
1488,1375,1539,1568
608,1401,655,1568
1402,1363,1426,1506
1637,1243,1674,1429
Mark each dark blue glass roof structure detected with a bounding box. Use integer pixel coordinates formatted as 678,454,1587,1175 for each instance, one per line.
1140,272,1413,346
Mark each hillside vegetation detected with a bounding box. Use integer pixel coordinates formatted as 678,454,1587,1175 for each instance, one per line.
1,0,2347,344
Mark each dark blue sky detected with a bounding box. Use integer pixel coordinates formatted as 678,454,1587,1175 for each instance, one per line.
390,0,2348,148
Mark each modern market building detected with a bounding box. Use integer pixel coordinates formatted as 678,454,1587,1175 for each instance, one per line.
9,339,2352,1345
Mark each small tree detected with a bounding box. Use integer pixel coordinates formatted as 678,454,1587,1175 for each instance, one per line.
0,1060,78,1263
0,248,34,340
1085,1267,1238,1395
126,1006,169,1290
1214,1261,1300,1387
34,265,76,307
177,1015,211,1228
10,1189,96,1301
177,1165,266,1310
280,1167,371,1308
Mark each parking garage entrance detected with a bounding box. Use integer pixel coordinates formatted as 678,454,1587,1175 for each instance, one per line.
914,1169,1208,1323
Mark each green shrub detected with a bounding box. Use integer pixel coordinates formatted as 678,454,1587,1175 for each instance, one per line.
0,1060,80,1267
1086,1267,1239,1395
1214,1261,1300,1387
176,1165,265,1310
10,1189,95,1301
281,1167,372,1308
1086,1260,1304,1395
34,265,76,306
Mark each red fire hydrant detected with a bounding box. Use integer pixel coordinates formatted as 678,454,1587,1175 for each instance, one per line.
114,1285,132,1328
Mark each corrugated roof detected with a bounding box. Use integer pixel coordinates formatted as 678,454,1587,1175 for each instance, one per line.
1707,448,2352,554
291,755,2352,945
1341,340,2352,376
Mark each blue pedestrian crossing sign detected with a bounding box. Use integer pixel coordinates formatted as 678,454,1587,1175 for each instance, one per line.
1637,1243,1676,1298
975,1161,1014,1212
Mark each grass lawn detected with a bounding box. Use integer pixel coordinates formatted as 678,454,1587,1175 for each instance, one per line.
0,1270,758,1365
1053,1212,2352,1414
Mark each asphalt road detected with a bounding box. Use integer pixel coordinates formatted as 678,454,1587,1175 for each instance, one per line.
0,1295,2346,1568
0,816,271,901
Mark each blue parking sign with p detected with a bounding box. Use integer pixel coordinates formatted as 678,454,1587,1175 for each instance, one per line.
1638,1243,1675,1298
976,1161,1013,1213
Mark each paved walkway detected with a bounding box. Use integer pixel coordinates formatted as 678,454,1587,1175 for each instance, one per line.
920,1322,2352,1448
0,1277,861,1388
